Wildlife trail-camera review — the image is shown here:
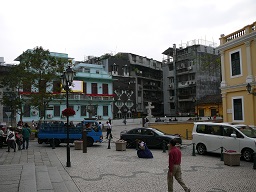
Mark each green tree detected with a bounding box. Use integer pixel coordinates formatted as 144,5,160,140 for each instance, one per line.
0,46,68,121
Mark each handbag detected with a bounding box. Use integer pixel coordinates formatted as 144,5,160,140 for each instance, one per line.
8,132,14,139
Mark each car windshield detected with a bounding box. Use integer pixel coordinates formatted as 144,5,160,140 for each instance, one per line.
236,126,256,138
152,129,165,136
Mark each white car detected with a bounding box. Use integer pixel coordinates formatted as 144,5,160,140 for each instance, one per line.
192,122,256,161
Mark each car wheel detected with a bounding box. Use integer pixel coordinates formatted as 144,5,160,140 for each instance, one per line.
87,137,94,147
242,148,253,162
196,143,206,155
126,140,133,148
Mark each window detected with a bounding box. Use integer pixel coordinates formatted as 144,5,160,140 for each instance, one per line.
83,82,87,94
53,80,61,93
91,83,98,94
230,49,242,77
102,84,108,94
39,80,46,93
103,106,108,116
199,109,204,117
113,63,118,72
81,105,87,116
54,106,60,117
233,97,244,121
23,81,31,92
211,109,217,116
24,104,31,117
123,65,128,76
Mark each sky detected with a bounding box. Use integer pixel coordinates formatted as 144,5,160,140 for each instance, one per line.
0,0,255,64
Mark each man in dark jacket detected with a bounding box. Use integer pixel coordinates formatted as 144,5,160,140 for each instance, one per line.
22,123,31,149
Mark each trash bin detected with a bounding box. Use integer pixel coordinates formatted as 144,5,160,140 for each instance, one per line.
223,152,241,166
115,140,127,151
74,140,83,150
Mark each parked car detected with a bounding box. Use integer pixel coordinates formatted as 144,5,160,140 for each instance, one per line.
120,127,182,149
192,122,256,161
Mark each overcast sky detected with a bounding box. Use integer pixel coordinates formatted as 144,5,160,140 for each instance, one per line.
0,0,255,64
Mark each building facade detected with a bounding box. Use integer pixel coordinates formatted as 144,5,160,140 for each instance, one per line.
162,40,221,116
217,21,256,125
87,53,163,119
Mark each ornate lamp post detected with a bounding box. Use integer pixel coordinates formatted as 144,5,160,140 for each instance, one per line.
61,66,75,167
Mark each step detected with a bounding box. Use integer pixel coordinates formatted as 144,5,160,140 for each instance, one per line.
48,167,69,192
36,165,54,191
19,163,37,192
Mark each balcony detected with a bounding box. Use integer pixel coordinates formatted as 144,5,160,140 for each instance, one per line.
67,94,114,101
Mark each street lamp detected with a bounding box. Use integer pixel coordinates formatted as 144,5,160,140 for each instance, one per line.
61,66,75,167
246,83,256,96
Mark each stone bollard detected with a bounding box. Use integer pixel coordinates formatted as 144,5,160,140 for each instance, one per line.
192,143,196,156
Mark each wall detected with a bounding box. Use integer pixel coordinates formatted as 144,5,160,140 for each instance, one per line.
148,122,194,140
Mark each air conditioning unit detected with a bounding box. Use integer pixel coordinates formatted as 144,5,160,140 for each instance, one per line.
187,66,192,70
170,96,173,100
47,114,53,119
31,110,38,116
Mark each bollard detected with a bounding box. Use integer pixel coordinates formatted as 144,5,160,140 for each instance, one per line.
220,147,224,161
192,143,196,156
253,152,256,169
52,138,55,149
162,140,166,153
186,129,188,140
83,130,87,153
107,137,111,149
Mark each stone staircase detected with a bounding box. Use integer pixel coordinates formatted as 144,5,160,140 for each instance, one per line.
19,164,80,192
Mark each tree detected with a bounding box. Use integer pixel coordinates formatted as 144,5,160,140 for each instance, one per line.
0,46,68,121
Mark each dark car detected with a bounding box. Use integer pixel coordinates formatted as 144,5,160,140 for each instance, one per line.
120,127,182,149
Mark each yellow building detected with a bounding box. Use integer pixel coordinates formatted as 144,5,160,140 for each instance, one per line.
218,21,256,125
196,94,223,118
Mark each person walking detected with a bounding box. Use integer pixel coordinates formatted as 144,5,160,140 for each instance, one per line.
168,139,190,192
22,123,31,150
6,127,16,152
106,121,112,139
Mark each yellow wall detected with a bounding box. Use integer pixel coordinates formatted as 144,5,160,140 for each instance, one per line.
148,122,194,140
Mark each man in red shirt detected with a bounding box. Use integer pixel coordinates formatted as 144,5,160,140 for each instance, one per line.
168,139,190,192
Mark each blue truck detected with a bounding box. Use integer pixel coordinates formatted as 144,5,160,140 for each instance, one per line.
37,119,103,147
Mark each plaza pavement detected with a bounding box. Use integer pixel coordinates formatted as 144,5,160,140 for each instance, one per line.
0,120,255,192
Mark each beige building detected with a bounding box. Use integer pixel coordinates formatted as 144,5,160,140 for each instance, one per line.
217,21,256,125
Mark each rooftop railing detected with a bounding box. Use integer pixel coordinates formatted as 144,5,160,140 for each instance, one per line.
220,21,256,45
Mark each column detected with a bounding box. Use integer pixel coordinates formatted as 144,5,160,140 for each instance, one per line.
220,51,227,87
245,41,253,83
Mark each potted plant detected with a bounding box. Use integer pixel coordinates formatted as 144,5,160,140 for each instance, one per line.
62,108,76,117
